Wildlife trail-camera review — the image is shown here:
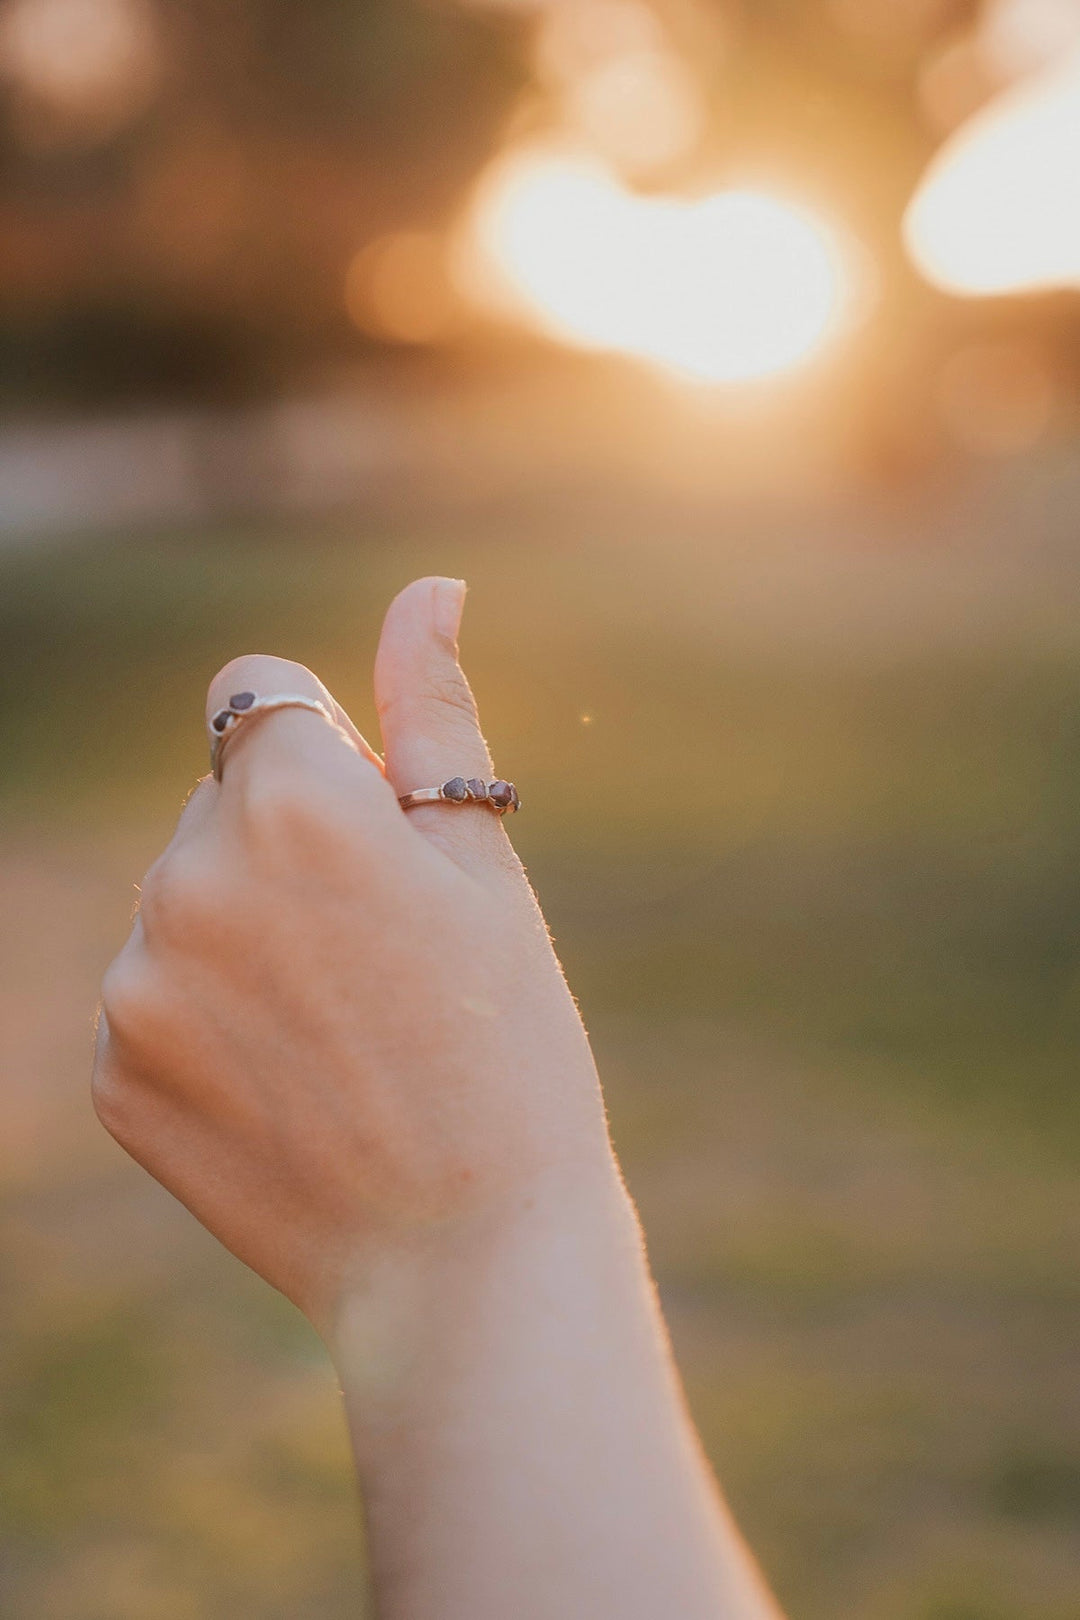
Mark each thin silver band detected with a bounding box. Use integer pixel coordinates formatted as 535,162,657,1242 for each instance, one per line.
209,694,335,781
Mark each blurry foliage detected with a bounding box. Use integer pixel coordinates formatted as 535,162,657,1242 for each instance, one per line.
0,0,996,420
0,0,1077,467
0,0,526,410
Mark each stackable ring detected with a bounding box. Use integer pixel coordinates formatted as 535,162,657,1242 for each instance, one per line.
208,691,335,781
399,777,521,815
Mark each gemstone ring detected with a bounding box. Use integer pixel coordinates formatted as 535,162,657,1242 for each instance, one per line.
398,777,520,815
208,691,336,781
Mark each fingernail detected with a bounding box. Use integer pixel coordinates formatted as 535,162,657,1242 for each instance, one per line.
433,578,466,641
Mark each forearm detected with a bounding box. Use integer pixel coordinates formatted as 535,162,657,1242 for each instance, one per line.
332,1157,780,1620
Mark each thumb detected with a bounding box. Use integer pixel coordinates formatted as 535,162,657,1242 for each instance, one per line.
375,577,515,865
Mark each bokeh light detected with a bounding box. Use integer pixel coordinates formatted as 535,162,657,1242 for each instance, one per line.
456,147,851,384
345,232,460,346
979,0,1080,79
533,0,715,176
0,0,158,146
564,47,705,176
534,0,664,83
905,47,1080,295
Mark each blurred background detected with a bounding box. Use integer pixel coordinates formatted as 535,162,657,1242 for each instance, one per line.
1,1,1079,1616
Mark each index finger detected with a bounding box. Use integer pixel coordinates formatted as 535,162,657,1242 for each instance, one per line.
205,654,388,802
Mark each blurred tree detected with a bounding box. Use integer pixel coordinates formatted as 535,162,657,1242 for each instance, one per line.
0,0,526,409
0,0,1076,462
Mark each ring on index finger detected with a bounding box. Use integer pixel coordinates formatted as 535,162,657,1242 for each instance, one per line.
208,691,336,782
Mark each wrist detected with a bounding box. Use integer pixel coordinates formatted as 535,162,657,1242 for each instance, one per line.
325,1142,771,1620
325,1148,641,1413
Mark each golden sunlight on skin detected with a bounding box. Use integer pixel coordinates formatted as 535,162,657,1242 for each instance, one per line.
455,148,850,385
905,46,1080,295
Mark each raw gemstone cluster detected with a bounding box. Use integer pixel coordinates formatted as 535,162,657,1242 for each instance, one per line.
210,691,258,734
440,776,520,812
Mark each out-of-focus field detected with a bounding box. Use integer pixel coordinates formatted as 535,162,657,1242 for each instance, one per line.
1,463,1079,1620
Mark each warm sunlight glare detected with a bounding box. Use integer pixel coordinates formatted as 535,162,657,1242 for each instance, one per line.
905,47,1080,295
457,150,848,384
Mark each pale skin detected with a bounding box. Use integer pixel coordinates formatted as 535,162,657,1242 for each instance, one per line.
92,575,783,1620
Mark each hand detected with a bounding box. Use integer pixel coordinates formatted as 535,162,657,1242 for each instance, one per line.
92,576,611,1337
92,575,783,1620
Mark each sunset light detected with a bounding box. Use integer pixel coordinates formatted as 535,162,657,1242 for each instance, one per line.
905,47,1080,296
457,149,850,385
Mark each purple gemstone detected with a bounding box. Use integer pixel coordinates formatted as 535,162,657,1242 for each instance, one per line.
466,778,487,800
488,779,513,808
211,710,231,733
229,691,256,711
442,776,468,802
509,784,521,812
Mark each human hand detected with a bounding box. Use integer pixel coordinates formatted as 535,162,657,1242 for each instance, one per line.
91,575,784,1620
91,577,612,1338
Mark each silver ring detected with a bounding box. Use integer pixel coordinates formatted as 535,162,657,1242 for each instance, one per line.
399,777,520,814
208,691,335,781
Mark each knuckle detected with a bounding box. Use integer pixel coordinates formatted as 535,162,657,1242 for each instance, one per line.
90,1059,139,1142
207,654,316,711
99,954,151,1045
243,768,359,857
98,954,172,1072
138,850,216,940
